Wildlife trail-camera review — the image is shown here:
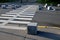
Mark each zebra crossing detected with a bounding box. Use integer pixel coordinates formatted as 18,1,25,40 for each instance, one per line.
0,5,38,29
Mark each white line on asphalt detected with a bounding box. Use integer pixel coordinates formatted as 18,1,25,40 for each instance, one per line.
0,26,27,30
1,5,33,26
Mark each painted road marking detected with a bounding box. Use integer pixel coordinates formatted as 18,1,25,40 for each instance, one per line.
9,21,31,24
38,26,60,29
38,26,48,28
0,26,27,30
1,5,32,26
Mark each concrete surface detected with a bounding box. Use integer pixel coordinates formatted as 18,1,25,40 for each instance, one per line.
0,4,60,40
0,28,60,40
32,7,60,27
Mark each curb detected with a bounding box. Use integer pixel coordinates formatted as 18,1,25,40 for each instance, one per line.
38,26,60,30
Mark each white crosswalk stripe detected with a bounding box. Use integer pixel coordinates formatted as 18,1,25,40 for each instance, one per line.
0,5,38,30
15,18,32,20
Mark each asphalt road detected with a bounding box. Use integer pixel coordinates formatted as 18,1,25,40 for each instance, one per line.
0,28,60,40
0,5,60,40
32,8,60,27
0,8,13,16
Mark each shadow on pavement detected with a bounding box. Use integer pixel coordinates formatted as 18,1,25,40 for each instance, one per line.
37,31,60,40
